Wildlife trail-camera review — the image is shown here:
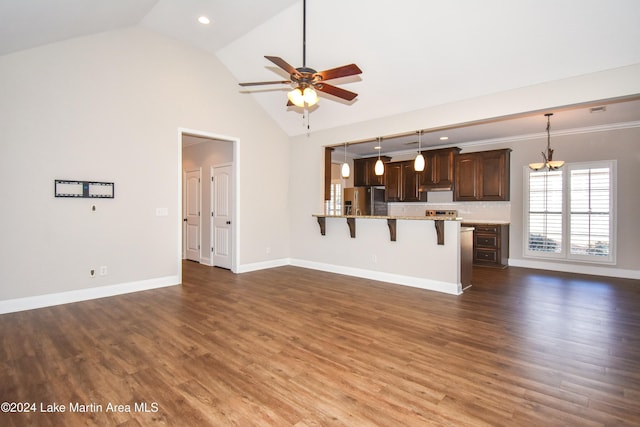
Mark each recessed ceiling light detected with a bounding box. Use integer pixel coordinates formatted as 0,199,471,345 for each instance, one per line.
198,16,210,25
439,136,449,141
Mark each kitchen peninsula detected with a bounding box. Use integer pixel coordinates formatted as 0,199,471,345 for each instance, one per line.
312,213,460,244
310,213,471,295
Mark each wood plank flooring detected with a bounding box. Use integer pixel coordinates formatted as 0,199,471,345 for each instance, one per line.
1,262,640,426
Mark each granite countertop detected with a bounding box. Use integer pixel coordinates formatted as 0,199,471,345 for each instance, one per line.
460,220,510,225
313,214,462,221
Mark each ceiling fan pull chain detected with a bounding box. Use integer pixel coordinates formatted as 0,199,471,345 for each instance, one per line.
304,106,311,136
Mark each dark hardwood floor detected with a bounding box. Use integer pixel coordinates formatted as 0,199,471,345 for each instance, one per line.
1,262,639,426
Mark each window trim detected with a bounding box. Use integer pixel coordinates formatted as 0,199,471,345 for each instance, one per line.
523,160,617,265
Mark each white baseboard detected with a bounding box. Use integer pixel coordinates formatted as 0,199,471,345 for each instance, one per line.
237,258,461,295
0,276,180,314
199,257,213,266
508,258,640,280
236,258,291,273
290,259,462,295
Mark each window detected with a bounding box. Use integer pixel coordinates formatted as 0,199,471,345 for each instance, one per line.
527,169,563,255
327,182,342,216
525,161,616,263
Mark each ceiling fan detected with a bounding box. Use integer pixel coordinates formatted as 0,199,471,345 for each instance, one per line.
238,0,362,108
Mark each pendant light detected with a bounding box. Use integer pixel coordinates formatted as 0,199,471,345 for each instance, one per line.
414,130,425,172
374,137,385,176
529,113,565,171
341,142,350,178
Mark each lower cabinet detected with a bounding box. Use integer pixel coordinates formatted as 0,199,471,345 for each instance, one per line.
462,223,509,268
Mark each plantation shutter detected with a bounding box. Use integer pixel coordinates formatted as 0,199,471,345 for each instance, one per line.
528,170,563,254
569,167,611,257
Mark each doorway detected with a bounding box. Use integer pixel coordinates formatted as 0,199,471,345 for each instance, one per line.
180,129,237,272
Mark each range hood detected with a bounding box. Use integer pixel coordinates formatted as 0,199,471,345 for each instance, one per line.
419,182,453,192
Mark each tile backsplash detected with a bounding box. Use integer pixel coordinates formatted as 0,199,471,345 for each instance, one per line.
387,191,511,222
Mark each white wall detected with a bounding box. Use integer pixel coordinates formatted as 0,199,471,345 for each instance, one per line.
0,27,290,306
288,65,640,280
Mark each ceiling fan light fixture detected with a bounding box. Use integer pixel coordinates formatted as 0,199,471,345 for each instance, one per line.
238,0,362,110
287,88,305,107
303,87,319,106
287,87,319,107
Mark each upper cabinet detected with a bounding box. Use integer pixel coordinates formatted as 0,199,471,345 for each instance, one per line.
385,161,422,202
351,148,510,202
353,156,391,187
454,149,511,201
419,147,461,191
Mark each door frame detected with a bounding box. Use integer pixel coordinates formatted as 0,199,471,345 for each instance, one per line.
178,127,239,281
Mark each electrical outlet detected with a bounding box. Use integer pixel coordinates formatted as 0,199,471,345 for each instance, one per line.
372,254,377,263
99,266,108,276
89,269,96,278
266,246,271,254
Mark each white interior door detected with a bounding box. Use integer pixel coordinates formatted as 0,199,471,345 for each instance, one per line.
212,165,233,269
184,169,201,262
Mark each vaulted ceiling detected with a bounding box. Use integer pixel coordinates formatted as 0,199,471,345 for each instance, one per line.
2,0,640,143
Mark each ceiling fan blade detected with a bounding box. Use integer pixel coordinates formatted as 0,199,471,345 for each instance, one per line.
315,83,358,101
265,56,299,76
239,80,291,87
317,64,362,81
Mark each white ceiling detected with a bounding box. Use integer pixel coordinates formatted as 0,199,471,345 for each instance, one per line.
2,0,640,146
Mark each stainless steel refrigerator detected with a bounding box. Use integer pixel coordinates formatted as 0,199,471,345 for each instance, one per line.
343,187,387,216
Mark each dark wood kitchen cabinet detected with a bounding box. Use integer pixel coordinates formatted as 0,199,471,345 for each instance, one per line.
353,156,391,187
420,147,460,191
385,161,421,202
462,223,510,268
454,149,511,201
384,162,402,201
401,161,421,202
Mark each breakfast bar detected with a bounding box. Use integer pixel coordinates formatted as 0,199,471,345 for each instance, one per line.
312,214,460,244
308,213,470,295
